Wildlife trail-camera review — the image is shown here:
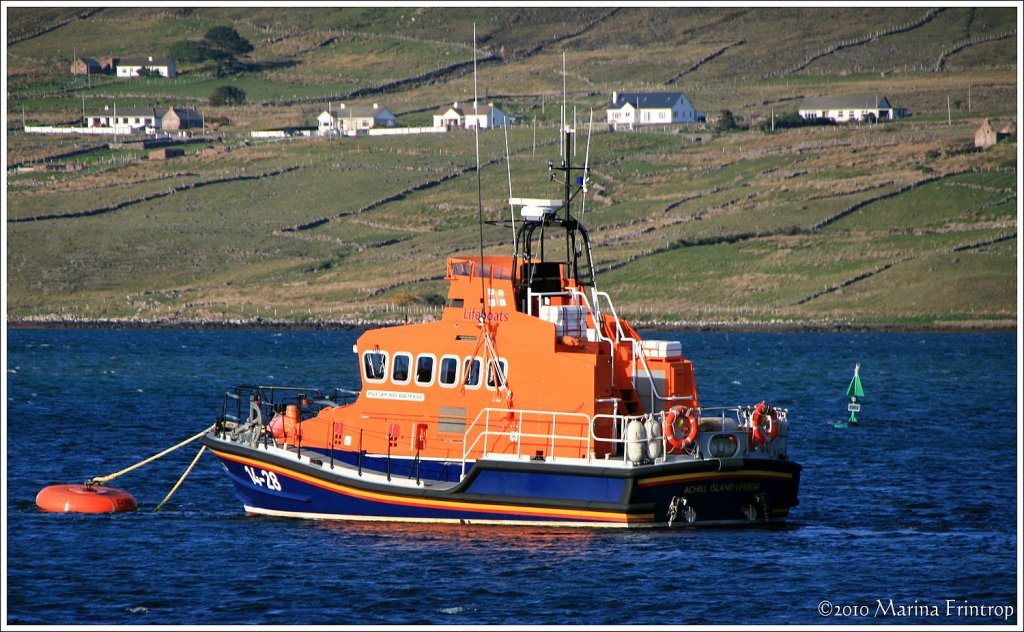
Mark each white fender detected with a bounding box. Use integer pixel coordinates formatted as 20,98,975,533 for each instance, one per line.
645,416,663,460
625,419,647,463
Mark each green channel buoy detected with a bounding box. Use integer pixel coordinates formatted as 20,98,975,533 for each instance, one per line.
834,363,863,429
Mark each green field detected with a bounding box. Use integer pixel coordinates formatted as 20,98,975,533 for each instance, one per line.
5,6,1019,328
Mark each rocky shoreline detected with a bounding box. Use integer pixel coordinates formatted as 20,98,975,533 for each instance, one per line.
6,315,1016,333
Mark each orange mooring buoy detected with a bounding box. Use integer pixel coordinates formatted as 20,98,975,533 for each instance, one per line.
36,484,138,514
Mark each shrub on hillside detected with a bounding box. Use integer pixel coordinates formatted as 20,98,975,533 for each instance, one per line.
713,109,739,133
167,25,253,76
759,112,836,133
209,86,246,106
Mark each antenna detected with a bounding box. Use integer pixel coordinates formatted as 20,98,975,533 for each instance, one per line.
580,108,593,220
561,51,567,160
581,108,599,299
504,123,517,254
573,105,577,157
473,23,486,322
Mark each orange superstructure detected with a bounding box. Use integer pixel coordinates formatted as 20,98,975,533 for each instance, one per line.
288,252,699,466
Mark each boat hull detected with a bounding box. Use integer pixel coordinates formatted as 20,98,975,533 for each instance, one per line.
203,434,801,527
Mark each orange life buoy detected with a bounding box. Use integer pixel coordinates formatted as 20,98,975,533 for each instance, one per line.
35,484,138,514
751,401,779,445
664,406,699,450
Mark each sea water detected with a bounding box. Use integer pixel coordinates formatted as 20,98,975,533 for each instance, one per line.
4,328,1019,625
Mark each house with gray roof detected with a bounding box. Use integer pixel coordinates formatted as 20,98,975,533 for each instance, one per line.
318,103,397,135
798,95,905,123
606,91,704,130
85,105,201,132
116,56,177,78
433,101,511,130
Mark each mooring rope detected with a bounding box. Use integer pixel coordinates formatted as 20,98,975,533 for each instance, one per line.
87,424,214,486
153,445,207,512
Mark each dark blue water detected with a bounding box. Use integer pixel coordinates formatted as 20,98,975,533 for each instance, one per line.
5,328,1019,625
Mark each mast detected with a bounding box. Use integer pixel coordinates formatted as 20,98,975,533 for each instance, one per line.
472,23,487,321
511,124,594,310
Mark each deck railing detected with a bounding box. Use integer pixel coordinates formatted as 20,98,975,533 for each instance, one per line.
460,404,790,478
460,407,594,478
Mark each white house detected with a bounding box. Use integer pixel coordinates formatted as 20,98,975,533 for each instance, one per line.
798,95,903,122
318,103,397,135
86,105,201,131
116,56,177,78
433,102,511,130
606,91,704,130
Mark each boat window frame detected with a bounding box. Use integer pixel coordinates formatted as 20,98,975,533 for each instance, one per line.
438,354,461,389
391,351,412,385
462,356,483,390
486,358,509,391
362,349,389,384
414,353,436,387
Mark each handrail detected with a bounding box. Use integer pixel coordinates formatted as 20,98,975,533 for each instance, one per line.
525,286,687,414
590,290,687,413
461,407,593,478
459,404,785,476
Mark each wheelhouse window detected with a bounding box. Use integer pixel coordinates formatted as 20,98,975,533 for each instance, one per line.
463,357,483,389
415,354,435,386
438,355,460,388
486,359,509,390
363,350,388,383
392,352,411,385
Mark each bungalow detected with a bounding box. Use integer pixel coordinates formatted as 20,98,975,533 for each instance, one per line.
116,56,177,78
798,95,904,123
606,91,704,130
433,102,511,130
318,103,397,135
85,105,201,131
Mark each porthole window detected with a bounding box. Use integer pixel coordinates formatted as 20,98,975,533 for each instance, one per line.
392,352,411,385
363,350,388,383
415,354,435,386
439,355,460,387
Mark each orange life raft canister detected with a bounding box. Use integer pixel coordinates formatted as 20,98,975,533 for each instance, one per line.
35,484,138,514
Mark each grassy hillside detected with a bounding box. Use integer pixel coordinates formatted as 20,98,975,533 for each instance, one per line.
5,6,1019,329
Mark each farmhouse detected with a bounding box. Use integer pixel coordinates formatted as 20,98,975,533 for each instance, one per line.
606,91,704,130
71,56,103,75
433,102,511,130
798,95,905,122
116,56,177,78
160,107,203,131
318,103,397,135
86,105,202,131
